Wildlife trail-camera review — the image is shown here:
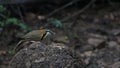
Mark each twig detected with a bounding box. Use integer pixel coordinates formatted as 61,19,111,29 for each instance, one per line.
17,5,25,23
61,0,96,22
61,0,96,48
0,14,7,19
46,0,80,18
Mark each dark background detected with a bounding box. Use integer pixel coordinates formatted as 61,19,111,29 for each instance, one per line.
0,0,120,68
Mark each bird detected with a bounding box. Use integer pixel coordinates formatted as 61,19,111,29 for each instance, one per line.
13,28,55,52
22,28,55,41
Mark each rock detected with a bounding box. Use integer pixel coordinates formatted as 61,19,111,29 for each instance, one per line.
87,33,107,49
117,37,120,43
78,45,95,52
53,36,70,43
111,29,120,36
82,51,94,65
8,42,84,68
108,62,120,68
89,33,107,39
87,37,106,48
88,38,105,47
107,41,118,48
84,51,93,57
86,45,120,68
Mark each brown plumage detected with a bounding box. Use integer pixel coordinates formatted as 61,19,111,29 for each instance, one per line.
13,29,55,52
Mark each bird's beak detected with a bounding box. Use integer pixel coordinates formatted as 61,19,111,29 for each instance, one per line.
50,31,56,35
46,29,56,36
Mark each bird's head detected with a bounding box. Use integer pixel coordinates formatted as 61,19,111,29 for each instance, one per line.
39,29,55,40
46,29,55,35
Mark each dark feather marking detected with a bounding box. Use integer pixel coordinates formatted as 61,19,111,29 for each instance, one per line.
40,31,47,40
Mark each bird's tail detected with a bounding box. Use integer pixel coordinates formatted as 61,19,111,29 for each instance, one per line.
13,40,26,52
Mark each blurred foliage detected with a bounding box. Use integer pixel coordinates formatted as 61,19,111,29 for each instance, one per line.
51,19,63,28
0,5,6,12
0,18,31,30
8,50,16,55
0,5,31,31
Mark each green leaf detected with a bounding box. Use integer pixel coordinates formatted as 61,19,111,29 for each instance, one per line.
0,21,5,26
51,19,63,28
17,23,27,29
17,23,31,30
0,5,6,12
6,18,18,24
8,50,16,55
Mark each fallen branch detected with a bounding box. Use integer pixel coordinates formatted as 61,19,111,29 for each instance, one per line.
17,5,25,23
61,0,96,22
61,0,96,47
46,0,80,18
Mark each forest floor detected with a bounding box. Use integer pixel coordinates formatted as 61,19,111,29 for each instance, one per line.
0,4,120,68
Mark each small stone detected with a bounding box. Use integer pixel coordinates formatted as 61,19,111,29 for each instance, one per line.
88,38,105,47
111,29,120,36
117,37,120,43
108,41,118,48
89,33,107,39
84,51,93,57
109,62,120,68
